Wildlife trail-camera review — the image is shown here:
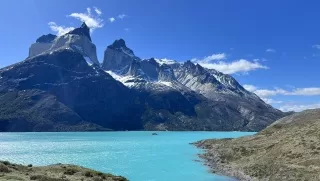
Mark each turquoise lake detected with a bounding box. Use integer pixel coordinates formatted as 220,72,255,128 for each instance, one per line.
0,132,255,181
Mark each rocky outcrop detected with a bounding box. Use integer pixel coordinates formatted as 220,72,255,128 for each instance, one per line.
140,58,159,80
29,34,57,57
158,64,176,82
67,22,92,41
28,22,99,65
36,34,57,43
102,39,139,72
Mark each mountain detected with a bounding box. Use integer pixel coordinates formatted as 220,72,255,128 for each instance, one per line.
101,39,287,131
194,108,320,181
0,23,287,131
173,61,284,130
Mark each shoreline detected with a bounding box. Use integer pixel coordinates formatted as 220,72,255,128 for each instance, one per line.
0,160,128,181
193,140,255,181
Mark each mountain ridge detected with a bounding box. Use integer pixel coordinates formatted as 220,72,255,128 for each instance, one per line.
0,23,288,132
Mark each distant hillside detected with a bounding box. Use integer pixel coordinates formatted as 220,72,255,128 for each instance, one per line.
195,109,320,181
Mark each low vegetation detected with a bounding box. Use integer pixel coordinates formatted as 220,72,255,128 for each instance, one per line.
0,161,127,181
194,109,320,181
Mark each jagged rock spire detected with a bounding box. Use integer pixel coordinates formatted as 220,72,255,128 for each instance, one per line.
102,39,138,70
66,22,92,41
81,22,89,29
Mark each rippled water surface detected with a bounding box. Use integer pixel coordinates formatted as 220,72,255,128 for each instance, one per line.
0,132,255,181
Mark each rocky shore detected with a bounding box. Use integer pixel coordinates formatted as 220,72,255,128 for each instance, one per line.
194,109,320,181
0,161,127,181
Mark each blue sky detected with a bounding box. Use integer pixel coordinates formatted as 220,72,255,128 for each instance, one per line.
0,0,320,111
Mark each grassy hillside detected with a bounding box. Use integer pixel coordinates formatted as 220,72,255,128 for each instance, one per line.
194,109,320,181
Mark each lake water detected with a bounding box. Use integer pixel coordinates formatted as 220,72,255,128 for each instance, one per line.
0,132,255,181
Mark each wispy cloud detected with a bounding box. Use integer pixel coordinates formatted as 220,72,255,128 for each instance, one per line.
124,28,130,32
192,53,226,63
279,103,320,112
266,48,276,53
292,88,320,96
312,44,320,49
196,59,268,74
261,98,283,104
48,22,75,36
191,53,268,74
244,85,320,98
49,7,104,36
94,7,102,15
118,14,127,19
109,17,116,23
68,7,104,31
243,84,258,92
244,84,320,111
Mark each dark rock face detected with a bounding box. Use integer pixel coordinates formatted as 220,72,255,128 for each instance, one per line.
66,22,92,41
102,39,138,71
127,59,143,77
0,89,106,132
158,64,175,81
140,59,159,80
0,49,144,131
108,39,131,52
36,34,57,43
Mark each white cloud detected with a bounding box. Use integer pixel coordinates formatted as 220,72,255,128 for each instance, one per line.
48,7,104,36
48,22,75,36
312,44,320,49
94,7,102,15
244,85,320,111
124,28,130,32
262,98,283,104
292,88,320,96
254,88,288,97
192,53,226,63
109,17,116,23
197,59,268,74
118,14,127,19
68,7,104,31
279,103,320,112
244,85,320,98
243,84,257,92
266,48,276,53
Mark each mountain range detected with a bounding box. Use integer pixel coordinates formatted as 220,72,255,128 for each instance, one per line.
0,23,288,131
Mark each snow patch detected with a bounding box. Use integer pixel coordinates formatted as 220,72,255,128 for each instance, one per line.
159,81,174,88
105,70,122,80
155,58,177,65
105,70,139,87
84,56,93,66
